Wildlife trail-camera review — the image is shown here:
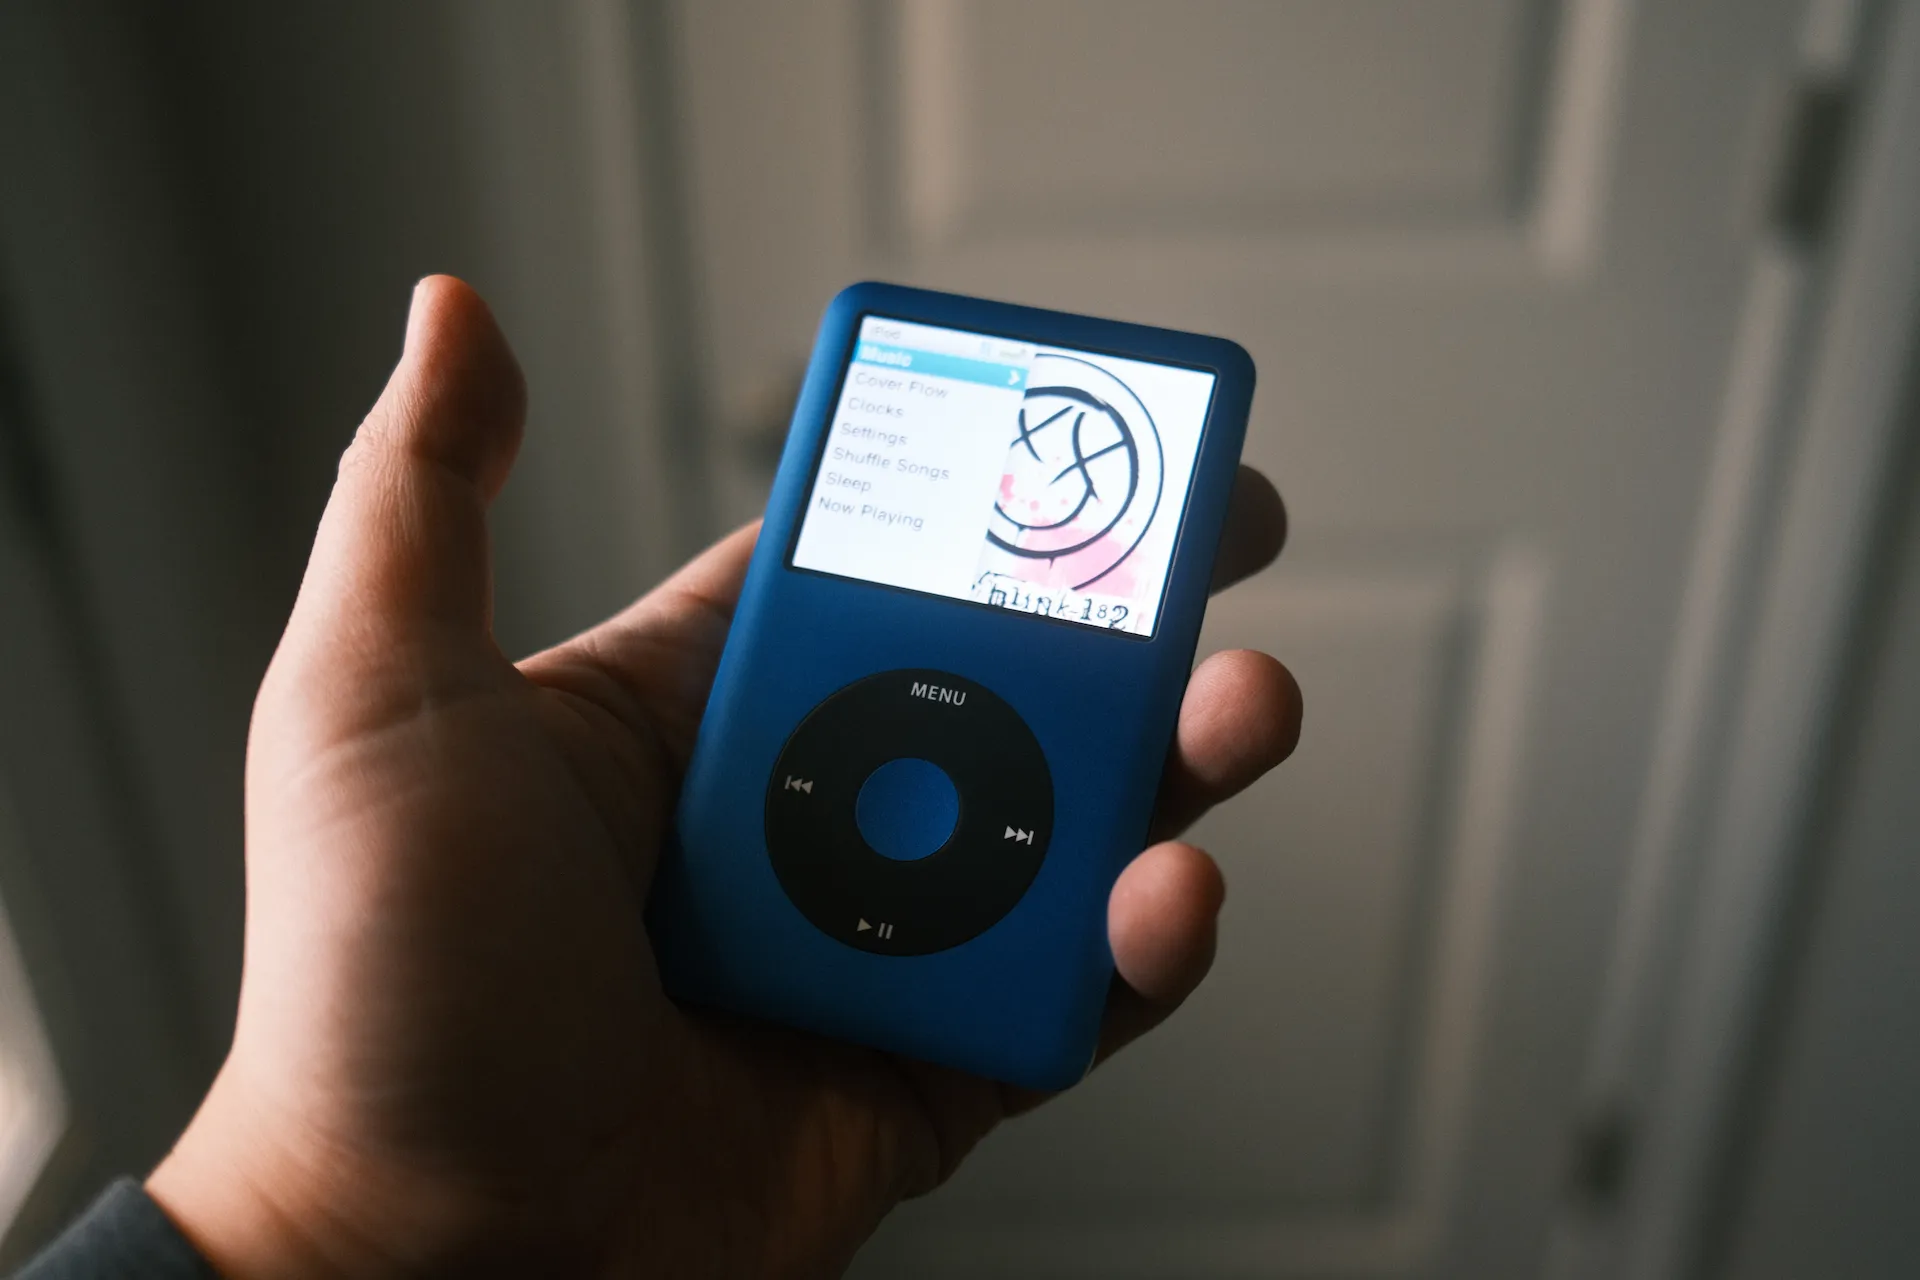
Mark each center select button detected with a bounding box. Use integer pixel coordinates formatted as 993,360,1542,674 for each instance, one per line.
855,757,959,861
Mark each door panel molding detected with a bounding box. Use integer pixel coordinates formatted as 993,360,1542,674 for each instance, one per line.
867,0,1629,279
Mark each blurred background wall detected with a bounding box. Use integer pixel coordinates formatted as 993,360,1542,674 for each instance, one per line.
0,1,1915,1276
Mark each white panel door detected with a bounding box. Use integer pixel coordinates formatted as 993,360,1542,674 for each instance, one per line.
666,1,1815,1275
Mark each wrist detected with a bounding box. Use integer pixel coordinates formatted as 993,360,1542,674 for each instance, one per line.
145,1069,478,1280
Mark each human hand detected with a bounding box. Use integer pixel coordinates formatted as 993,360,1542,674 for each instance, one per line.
146,277,1302,1278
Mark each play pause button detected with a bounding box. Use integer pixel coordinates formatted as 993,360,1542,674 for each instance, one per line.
855,918,895,940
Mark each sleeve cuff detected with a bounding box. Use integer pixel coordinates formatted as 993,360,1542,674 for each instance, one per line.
13,1178,219,1280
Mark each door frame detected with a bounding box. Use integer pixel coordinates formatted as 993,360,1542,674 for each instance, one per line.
1552,2,1920,1276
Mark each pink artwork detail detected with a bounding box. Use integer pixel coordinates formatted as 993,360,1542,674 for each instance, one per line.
1003,524,1141,597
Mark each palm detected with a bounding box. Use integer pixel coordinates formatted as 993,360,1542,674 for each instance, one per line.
151,278,1299,1280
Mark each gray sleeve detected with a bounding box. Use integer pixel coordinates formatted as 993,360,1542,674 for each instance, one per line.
11,1180,219,1280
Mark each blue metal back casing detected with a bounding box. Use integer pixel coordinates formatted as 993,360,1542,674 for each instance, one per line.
651,282,1255,1091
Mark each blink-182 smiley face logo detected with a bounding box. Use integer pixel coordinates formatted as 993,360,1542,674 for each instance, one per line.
987,353,1165,593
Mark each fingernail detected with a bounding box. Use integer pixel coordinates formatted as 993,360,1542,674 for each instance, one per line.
403,277,433,355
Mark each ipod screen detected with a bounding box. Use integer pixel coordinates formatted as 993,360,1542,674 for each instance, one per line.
789,314,1218,637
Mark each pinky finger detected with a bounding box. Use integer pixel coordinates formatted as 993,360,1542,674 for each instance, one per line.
1097,840,1225,1064
1000,840,1226,1117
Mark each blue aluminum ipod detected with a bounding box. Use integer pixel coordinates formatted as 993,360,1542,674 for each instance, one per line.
650,282,1254,1090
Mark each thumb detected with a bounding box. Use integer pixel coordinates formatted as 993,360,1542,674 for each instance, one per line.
287,276,526,657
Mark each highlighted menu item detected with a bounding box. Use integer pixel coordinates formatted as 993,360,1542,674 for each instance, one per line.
793,321,1030,596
